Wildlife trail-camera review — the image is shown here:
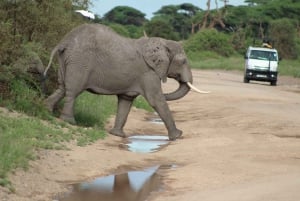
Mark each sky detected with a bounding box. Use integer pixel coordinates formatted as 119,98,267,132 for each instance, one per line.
90,0,247,19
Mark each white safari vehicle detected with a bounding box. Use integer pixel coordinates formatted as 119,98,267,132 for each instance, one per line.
244,46,279,86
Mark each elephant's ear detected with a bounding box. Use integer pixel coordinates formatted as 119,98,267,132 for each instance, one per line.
143,38,170,82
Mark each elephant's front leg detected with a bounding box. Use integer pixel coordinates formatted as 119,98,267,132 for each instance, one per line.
142,77,182,140
147,95,182,140
109,95,134,137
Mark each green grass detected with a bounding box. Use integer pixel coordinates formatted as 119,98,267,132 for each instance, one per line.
279,59,300,78
190,56,244,71
75,93,117,127
0,114,66,189
2,79,53,120
133,96,154,112
74,93,118,145
75,93,153,127
0,88,116,189
188,52,300,78
0,102,111,189
0,87,155,189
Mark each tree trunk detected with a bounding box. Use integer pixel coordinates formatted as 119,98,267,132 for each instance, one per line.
200,0,211,30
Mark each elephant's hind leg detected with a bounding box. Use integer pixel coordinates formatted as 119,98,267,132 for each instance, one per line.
59,64,87,124
60,83,85,125
109,95,134,137
60,92,77,124
45,85,65,112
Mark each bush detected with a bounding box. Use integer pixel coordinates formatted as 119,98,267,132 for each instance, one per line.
144,19,180,41
3,79,50,119
269,18,298,59
0,21,22,66
108,23,130,37
184,29,235,57
108,24,144,38
124,25,144,38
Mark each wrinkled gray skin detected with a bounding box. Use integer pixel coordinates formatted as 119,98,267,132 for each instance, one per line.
45,24,194,140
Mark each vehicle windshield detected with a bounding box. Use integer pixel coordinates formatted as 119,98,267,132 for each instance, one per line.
249,50,278,61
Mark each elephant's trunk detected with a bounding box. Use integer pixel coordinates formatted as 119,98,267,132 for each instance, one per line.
164,81,211,101
164,81,190,101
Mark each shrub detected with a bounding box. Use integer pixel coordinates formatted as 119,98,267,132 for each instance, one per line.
184,29,235,57
144,19,180,41
108,23,130,37
269,18,298,59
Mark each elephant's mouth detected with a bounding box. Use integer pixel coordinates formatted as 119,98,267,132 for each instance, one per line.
164,80,210,101
167,73,179,80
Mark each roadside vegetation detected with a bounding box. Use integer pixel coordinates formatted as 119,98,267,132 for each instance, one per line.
1,0,300,189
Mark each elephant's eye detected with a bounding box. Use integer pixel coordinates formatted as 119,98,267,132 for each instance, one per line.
182,59,187,65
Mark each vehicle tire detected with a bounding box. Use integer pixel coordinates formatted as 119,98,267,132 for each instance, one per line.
244,77,250,83
270,81,277,86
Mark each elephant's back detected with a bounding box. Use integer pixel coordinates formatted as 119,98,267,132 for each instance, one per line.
61,24,125,45
58,24,146,83
60,24,135,57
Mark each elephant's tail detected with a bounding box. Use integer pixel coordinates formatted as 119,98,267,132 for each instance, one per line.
43,46,59,77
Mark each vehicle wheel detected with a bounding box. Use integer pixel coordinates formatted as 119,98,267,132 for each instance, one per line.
270,81,277,86
244,77,250,83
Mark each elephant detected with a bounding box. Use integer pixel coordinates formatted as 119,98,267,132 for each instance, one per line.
44,23,208,141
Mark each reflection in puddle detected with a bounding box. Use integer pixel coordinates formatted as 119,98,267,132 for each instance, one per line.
120,135,170,153
56,165,174,201
145,113,164,125
148,118,164,125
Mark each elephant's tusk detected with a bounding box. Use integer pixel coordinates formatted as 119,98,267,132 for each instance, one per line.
187,82,211,94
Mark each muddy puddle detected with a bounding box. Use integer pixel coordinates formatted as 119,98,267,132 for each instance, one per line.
120,135,170,153
55,165,175,201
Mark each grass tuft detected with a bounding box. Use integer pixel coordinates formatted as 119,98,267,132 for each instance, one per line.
133,96,154,112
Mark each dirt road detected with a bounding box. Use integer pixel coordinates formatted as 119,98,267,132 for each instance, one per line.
1,70,300,201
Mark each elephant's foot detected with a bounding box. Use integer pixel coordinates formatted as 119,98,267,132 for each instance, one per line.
44,100,54,113
168,129,183,141
60,114,76,125
109,128,126,138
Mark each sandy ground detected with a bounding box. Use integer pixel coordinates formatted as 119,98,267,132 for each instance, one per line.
1,70,300,201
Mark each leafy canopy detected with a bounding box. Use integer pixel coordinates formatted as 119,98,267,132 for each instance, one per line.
103,6,147,26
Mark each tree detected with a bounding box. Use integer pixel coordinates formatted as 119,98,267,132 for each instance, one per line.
108,24,143,39
244,0,269,6
144,19,180,40
0,0,90,99
184,29,235,57
0,0,90,63
152,3,200,39
269,18,297,59
103,6,147,26
191,0,227,32
73,0,90,9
